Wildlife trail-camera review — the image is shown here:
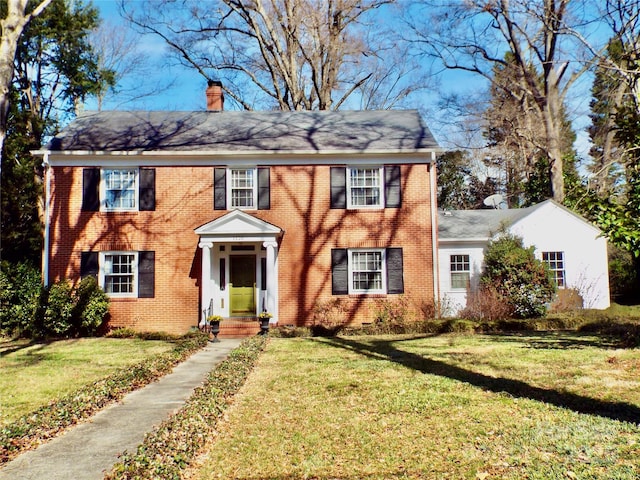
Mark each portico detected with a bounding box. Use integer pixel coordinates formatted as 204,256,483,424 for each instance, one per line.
195,210,282,323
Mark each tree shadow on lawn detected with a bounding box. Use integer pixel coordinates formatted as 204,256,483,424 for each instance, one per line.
481,331,625,350
317,336,640,426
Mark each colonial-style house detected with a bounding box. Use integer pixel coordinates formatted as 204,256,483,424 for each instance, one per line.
438,199,611,315
35,83,441,335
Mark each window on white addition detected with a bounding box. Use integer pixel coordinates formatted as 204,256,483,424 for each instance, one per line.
542,251,565,287
450,254,470,289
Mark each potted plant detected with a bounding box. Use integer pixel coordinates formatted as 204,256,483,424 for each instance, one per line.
207,314,223,342
257,311,272,335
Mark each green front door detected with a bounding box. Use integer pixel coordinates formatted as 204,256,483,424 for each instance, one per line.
230,255,256,316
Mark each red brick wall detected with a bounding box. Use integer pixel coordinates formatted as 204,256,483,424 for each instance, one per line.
47,163,435,334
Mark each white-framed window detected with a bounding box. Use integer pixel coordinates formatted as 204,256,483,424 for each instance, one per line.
450,254,470,289
102,168,138,211
229,168,257,209
542,251,565,287
100,251,138,297
349,249,386,293
347,167,383,208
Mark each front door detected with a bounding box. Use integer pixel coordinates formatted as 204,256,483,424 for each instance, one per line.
230,255,256,316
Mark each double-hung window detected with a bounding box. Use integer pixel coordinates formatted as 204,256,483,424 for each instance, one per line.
100,252,138,297
349,249,385,293
102,169,137,211
450,254,470,289
542,251,565,287
347,167,383,208
230,168,257,209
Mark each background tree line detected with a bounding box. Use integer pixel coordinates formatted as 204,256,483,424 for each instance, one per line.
1,0,638,305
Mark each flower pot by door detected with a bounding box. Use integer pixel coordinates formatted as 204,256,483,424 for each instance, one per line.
259,318,270,335
209,320,220,342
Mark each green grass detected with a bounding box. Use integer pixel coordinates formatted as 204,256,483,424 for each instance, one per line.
190,333,640,479
0,337,174,425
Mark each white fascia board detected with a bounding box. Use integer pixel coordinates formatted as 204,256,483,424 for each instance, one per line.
438,237,490,244
34,149,438,167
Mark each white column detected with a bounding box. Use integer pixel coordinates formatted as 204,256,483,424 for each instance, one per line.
263,240,278,322
199,241,213,319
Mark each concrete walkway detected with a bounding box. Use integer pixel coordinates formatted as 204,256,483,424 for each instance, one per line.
0,338,243,480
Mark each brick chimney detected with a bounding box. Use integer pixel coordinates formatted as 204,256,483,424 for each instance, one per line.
206,80,224,111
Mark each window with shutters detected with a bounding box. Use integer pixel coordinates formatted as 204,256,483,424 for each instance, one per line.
347,167,383,208
349,249,386,293
229,168,257,209
102,169,138,211
100,252,138,297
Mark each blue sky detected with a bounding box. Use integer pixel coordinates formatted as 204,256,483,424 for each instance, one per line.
87,0,595,158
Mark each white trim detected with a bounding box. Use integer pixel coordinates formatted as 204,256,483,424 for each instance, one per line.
348,248,387,294
430,160,440,307
42,152,51,287
99,251,138,298
36,151,438,168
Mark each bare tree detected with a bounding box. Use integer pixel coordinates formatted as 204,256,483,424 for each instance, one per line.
120,0,420,111
89,21,176,110
0,0,53,164
406,0,591,202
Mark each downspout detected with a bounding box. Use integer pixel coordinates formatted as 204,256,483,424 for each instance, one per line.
429,153,440,315
42,151,51,287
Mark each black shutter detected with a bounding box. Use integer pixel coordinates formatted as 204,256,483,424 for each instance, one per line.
330,167,346,209
385,166,401,208
257,167,270,210
138,251,155,298
214,168,227,210
80,252,99,280
331,248,349,295
139,168,156,211
261,257,267,290
82,168,100,211
386,248,404,294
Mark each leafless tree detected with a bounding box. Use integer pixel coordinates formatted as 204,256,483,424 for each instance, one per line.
0,0,53,164
406,0,593,202
120,0,422,111
89,21,176,111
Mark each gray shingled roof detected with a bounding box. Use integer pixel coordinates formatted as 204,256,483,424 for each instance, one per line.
438,205,537,240
47,110,438,153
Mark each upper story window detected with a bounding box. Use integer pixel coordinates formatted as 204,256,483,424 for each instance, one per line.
230,168,257,209
102,169,138,211
450,254,470,289
347,167,383,208
82,168,155,213
542,251,565,287
330,166,401,210
214,167,270,211
101,251,138,297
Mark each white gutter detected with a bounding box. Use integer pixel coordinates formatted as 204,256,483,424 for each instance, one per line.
42,151,51,287
429,152,440,313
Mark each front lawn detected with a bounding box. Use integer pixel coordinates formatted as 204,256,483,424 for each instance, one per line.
0,337,174,425
190,333,640,479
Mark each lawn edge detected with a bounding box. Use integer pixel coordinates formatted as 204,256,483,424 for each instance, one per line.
0,332,209,464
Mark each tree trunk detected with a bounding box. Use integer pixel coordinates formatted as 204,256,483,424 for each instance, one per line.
0,0,53,163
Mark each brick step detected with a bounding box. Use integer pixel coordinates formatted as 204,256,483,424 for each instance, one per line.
211,318,268,338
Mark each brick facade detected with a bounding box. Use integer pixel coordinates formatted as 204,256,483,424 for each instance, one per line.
47,161,436,335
